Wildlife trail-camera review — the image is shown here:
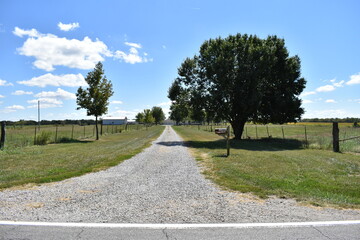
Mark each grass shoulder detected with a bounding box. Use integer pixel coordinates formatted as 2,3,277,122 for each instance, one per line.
173,125,360,209
0,126,164,190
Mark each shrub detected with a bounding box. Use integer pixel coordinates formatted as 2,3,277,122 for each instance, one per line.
36,131,52,145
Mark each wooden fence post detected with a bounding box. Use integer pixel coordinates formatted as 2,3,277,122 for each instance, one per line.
282,126,285,139
34,126,37,145
0,122,5,149
304,126,308,147
333,122,340,152
226,125,231,157
55,125,58,143
71,125,74,139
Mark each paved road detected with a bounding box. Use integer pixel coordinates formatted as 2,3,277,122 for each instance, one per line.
1,222,360,240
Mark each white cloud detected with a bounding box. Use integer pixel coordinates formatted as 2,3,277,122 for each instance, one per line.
12,90,33,95
114,47,152,64
114,42,152,64
316,85,336,92
6,105,25,110
0,95,4,98
300,91,316,97
325,99,337,103
302,100,313,104
0,79,13,86
111,100,123,104
14,27,112,71
35,88,76,100
346,73,360,85
125,42,142,48
13,27,41,38
157,101,172,106
58,22,80,31
28,98,63,105
18,73,86,88
303,109,358,119
333,80,344,87
107,109,139,120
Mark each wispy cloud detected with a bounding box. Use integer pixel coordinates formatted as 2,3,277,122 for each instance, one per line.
325,99,337,103
35,88,76,100
316,85,336,92
125,42,142,48
0,79,13,86
111,100,123,104
12,90,33,95
58,22,80,31
18,73,86,88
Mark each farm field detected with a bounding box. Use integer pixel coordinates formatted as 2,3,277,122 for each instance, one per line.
0,125,164,189
173,125,360,208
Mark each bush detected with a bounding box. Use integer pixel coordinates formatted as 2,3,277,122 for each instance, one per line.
36,131,52,145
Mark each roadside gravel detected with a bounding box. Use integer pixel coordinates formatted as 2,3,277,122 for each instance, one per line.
1,126,359,223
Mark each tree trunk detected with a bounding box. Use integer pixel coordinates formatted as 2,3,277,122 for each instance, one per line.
231,119,246,140
95,116,99,140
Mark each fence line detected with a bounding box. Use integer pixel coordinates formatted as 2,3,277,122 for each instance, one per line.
3,123,148,149
195,123,360,153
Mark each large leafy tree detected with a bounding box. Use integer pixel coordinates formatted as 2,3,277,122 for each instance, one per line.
151,106,166,125
169,34,306,139
76,62,114,140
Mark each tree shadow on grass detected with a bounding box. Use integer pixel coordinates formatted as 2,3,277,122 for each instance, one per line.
157,138,304,152
53,138,94,144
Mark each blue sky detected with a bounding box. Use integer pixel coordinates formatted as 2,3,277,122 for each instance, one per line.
0,0,359,121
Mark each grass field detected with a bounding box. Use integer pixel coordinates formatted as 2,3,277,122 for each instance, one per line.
0,125,164,190
173,125,360,208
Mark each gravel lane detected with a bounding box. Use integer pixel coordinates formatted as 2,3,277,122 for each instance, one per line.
1,126,359,223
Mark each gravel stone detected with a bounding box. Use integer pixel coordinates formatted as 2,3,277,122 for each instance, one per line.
1,126,359,223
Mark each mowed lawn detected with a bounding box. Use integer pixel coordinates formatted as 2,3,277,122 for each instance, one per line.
0,126,164,189
173,126,360,208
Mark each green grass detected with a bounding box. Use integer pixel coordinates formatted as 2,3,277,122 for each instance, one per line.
0,125,164,190
173,125,360,208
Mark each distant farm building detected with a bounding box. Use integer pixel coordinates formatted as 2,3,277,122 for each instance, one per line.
102,117,128,125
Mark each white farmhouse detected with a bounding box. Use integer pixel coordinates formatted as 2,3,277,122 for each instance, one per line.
102,117,128,125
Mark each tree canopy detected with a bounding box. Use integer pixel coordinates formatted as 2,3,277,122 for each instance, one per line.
168,34,306,139
151,106,166,125
76,62,113,140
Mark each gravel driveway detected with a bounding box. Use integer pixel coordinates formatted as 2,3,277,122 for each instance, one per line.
1,126,359,223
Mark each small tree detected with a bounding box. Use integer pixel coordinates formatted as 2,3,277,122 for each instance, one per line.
76,62,114,140
151,106,166,125
143,109,155,125
135,112,144,123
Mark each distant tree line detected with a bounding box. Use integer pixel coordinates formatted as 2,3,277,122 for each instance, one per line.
2,119,97,126
135,106,166,125
301,118,360,123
